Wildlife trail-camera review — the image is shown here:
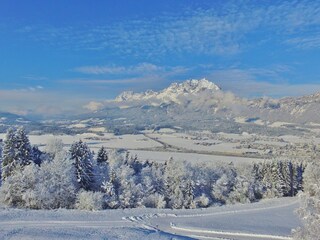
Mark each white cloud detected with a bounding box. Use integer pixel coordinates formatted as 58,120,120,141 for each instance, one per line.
0,89,89,116
83,101,104,111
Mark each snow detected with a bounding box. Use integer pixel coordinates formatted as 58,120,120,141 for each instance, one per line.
115,78,221,104
128,150,265,165
269,122,294,128
0,197,300,240
0,133,162,152
67,123,87,129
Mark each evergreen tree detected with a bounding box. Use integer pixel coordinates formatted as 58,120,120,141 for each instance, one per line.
183,180,195,208
69,140,94,190
1,127,32,182
14,127,32,167
31,146,44,166
1,128,16,181
96,146,108,164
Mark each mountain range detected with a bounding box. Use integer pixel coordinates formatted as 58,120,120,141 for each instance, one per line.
87,78,320,126
2,79,320,135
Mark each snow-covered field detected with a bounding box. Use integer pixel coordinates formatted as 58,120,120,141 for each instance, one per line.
0,197,300,240
128,150,265,165
0,131,269,165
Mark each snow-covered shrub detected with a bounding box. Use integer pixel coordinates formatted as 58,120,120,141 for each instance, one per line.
143,193,166,209
211,166,237,204
76,190,105,211
0,164,39,208
195,193,210,208
0,151,77,209
227,176,254,204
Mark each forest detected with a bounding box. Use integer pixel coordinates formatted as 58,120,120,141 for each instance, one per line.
0,127,304,210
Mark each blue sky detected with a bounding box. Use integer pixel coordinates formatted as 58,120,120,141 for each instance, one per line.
1,0,320,115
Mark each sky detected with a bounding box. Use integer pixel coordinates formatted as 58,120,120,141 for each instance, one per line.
1,0,320,116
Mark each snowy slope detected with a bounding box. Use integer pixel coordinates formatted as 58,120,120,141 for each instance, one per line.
0,197,300,240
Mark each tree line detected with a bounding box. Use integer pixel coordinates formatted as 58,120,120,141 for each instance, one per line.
0,127,304,210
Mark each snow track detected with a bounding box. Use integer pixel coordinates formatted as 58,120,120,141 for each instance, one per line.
171,225,292,240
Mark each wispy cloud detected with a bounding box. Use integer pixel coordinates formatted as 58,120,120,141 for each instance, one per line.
73,63,164,75
66,63,189,89
285,35,320,49
62,77,153,85
13,1,320,57
22,75,48,81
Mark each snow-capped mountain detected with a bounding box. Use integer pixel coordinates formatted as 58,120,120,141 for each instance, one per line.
77,78,320,134
115,78,221,104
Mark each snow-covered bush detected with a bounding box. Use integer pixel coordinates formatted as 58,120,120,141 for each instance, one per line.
75,190,105,211
34,151,77,209
143,193,166,209
195,193,210,208
227,176,255,204
0,151,77,209
0,164,39,208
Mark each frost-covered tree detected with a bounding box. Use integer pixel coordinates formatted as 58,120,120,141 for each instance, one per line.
69,140,94,190
1,127,32,182
14,127,33,166
45,138,64,159
293,160,320,239
117,165,143,208
0,151,77,209
183,179,196,208
1,128,16,181
34,151,77,209
212,164,237,204
96,146,108,164
0,164,39,208
163,158,186,209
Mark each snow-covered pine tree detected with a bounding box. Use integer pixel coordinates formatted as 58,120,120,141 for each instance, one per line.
101,169,120,209
1,128,16,181
251,163,264,199
31,145,44,166
163,158,186,209
183,179,196,208
1,127,33,182
14,127,33,166
295,163,304,193
69,140,94,190
96,146,108,164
